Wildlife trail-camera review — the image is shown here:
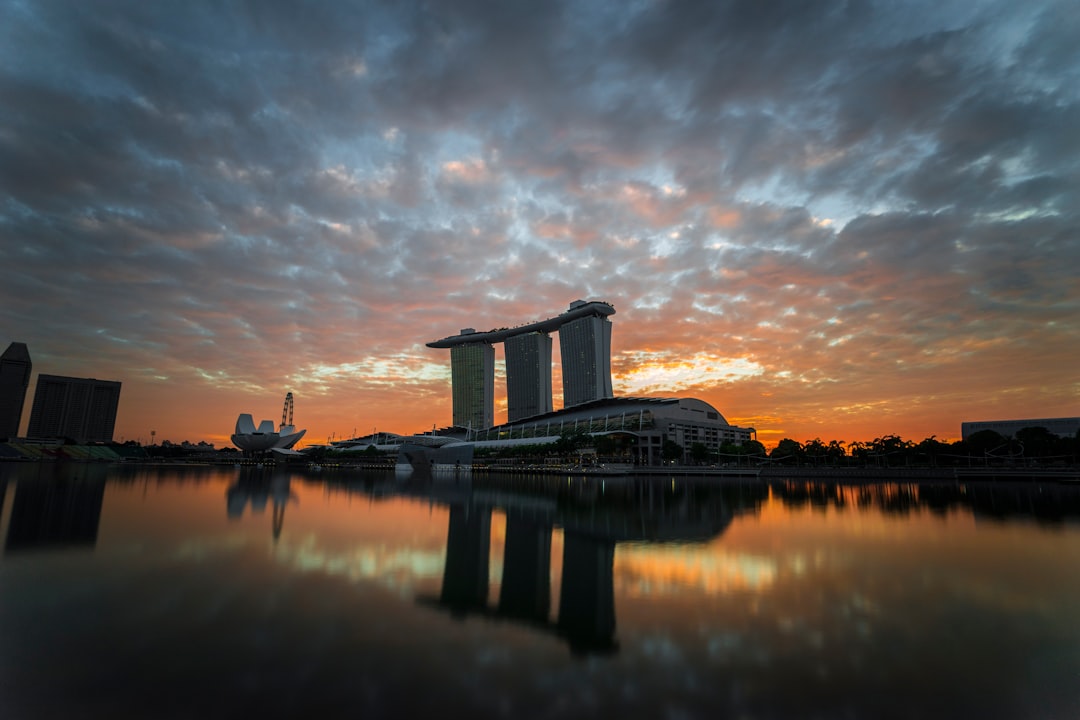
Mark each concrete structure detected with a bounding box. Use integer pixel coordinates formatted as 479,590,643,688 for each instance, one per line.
428,300,616,429
558,308,613,408
335,394,754,467
406,396,750,466
230,414,307,453
450,338,496,431
0,342,31,439
230,394,307,453
27,374,121,443
961,417,1080,440
505,332,553,422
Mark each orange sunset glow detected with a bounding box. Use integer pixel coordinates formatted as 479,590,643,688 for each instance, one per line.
2,2,1076,450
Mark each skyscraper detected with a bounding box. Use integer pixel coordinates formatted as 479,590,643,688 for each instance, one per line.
450,336,495,431
505,331,553,423
0,342,32,439
559,312,613,408
429,301,616,424
27,374,122,443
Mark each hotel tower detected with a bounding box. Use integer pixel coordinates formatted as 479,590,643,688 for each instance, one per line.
428,300,615,430
0,342,32,439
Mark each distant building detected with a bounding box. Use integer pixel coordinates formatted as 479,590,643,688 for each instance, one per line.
336,396,754,467
27,374,122,443
0,342,32,439
428,300,617,429
450,337,495,431
961,417,1080,440
558,308,614,408
505,332,553,423
464,396,754,466
5,476,106,552
230,412,306,453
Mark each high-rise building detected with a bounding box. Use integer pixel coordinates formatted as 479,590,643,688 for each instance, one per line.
27,374,122,443
428,300,616,426
450,336,495,431
505,332,553,423
0,342,32,439
559,311,613,408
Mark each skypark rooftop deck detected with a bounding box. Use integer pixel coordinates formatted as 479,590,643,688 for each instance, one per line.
426,300,615,348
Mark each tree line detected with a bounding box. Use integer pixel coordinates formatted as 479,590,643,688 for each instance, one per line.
753,426,1079,468
467,425,1079,468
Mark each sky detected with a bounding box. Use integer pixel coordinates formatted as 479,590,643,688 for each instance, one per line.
1,0,1077,449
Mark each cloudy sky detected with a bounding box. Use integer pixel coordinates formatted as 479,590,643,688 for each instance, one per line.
2,0,1077,448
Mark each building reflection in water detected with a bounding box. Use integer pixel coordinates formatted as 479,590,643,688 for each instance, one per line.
226,469,296,541
392,472,769,656
334,470,1080,657
4,465,107,553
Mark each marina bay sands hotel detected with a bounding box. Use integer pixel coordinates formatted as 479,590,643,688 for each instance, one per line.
427,300,615,430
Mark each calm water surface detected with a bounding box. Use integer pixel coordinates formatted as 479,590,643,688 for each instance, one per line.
1,463,1079,719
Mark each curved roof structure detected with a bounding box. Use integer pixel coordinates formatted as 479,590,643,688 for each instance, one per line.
230,413,306,452
426,300,615,348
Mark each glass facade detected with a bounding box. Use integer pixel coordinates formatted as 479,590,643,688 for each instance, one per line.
27,374,121,443
559,315,613,407
505,332,553,423
0,342,32,438
450,343,495,430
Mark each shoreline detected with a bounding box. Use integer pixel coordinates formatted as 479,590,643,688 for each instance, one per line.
2,457,1077,483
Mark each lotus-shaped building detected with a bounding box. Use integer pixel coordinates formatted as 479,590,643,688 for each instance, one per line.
230,393,306,453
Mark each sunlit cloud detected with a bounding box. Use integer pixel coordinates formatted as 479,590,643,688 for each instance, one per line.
0,0,1076,447
617,352,764,395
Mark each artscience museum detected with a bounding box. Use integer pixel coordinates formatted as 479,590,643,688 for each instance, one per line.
230,414,307,452
230,393,306,454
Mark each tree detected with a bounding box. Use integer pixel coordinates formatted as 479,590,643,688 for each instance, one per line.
826,440,846,465
915,435,948,467
770,438,804,464
594,434,619,457
662,440,684,464
869,435,914,467
962,429,1008,459
555,431,587,455
1015,426,1056,459
689,442,710,465
804,438,828,465
742,440,767,459
847,440,869,463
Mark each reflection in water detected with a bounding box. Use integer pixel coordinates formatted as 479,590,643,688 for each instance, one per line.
2,465,1080,718
557,532,616,654
771,479,1080,523
499,515,551,622
225,469,296,540
4,465,106,553
361,472,770,656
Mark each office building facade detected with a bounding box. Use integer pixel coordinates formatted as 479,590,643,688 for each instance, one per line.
505,332,553,422
961,417,1080,440
450,339,495,431
559,313,613,408
27,374,122,443
0,342,32,439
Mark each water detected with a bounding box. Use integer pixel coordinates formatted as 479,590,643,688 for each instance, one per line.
1,463,1079,719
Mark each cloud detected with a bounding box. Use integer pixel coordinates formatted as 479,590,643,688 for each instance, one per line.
1,0,1077,446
